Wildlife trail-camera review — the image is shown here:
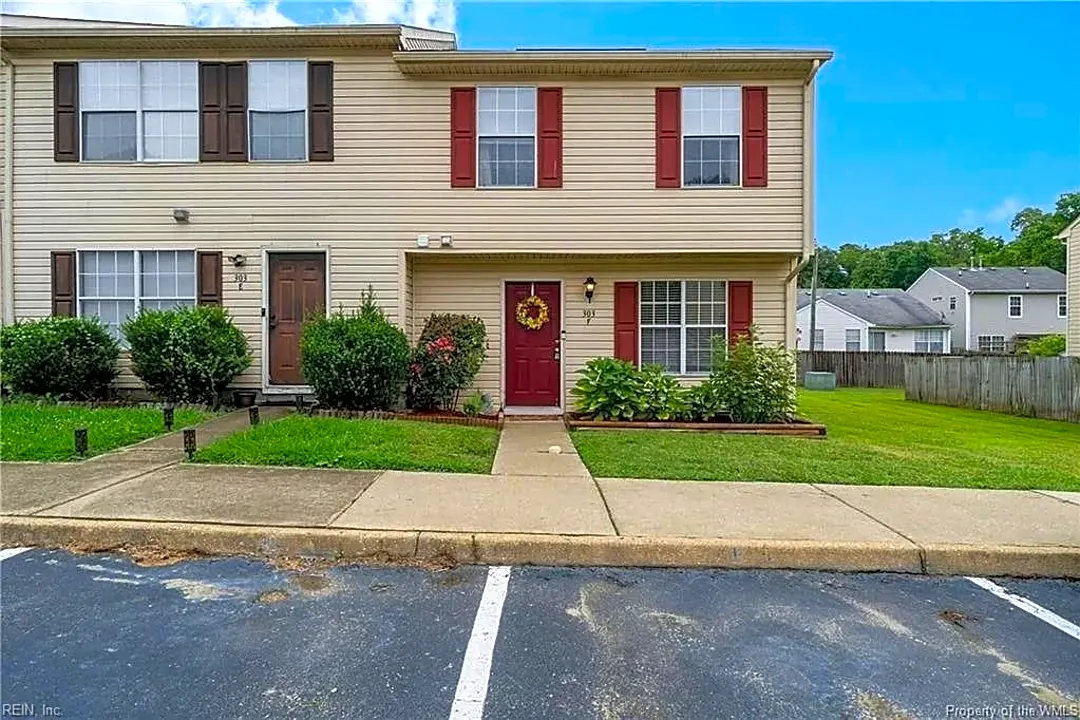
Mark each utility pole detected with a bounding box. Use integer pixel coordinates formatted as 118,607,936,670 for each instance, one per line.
808,251,820,355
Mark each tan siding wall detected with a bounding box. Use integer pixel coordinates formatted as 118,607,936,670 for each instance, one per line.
1069,223,1080,356
410,254,794,406
1,61,7,314
9,52,805,388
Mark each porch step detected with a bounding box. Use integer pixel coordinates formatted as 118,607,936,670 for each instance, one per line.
502,406,565,422
502,414,567,422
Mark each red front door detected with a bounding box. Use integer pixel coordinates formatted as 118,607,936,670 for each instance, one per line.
505,282,561,407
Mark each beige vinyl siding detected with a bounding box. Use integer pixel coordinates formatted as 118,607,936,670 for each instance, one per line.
410,253,793,405
1,60,7,314
1069,222,1080,356
9,52,805,388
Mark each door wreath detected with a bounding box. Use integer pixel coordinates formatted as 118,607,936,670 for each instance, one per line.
515,295,550,330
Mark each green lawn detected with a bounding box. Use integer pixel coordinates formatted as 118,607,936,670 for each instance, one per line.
570,388,1080,490
193,414,501,474
0,403,209,461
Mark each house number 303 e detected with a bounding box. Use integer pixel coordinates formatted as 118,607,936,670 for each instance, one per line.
583,308,596,325
233,272,248,291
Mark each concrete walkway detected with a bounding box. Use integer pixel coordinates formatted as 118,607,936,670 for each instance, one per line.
2,415,1078,577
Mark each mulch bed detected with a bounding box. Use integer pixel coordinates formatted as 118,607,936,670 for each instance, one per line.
24,400,218,413
565,414,826,437
309,408,503,429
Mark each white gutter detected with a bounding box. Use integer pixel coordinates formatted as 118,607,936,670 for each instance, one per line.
1,51,13,325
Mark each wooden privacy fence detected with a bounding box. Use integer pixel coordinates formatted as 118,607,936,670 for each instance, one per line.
904,356,1080,422
797,351,940,388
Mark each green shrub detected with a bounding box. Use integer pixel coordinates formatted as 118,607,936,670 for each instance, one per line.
0,316,119,400
462,391,494,417
123,305,251,406
639,364,690,420
571,357,644,420
686,379,724,422
1025,334,1066,357
407,313,487,411
710,327,797,423
300,291,410,411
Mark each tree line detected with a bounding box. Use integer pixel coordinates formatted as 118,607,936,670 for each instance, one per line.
799,190,1079,289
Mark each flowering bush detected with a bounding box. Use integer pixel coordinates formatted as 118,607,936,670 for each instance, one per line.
406,314,487,411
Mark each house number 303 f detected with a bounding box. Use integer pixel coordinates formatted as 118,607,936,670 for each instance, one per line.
583,308,596,325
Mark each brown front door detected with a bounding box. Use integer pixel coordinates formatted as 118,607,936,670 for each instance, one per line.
505,282,561,407
268,253,325,386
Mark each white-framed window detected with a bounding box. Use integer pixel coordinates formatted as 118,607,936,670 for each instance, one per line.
977,334,1006,353
79,60,198,162
639,280,727,375
248,60,308,162
477,87,536,188
1008,295,1022,318
844,329,861,352
812,328,824,349
78,250,197,340
949,296,957,311
682,86,740,187
915,329,945,354
1059,295,1067,318
931,296,943,302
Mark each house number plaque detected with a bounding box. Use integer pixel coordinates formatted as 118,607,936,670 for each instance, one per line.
233,272,248,291
583,308,596,325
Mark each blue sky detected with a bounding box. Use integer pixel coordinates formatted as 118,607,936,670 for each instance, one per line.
18,0,1078,248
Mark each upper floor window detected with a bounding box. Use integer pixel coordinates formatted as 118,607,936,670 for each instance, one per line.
477,87,535,188
1008,295,1022,318
682,87,740,187
248,60,308,162
1059,295,1067,318
79,61,198,162
949,296,957,311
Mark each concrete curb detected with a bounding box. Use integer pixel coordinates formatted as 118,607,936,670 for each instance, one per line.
2,517,1078,578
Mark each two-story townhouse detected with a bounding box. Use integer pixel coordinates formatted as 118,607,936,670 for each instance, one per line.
0,17,830,411
908,266,1067,353
1058,217,1080,356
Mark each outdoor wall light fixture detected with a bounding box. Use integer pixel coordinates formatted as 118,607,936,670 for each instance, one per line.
583,277,597,303
172,208,191,223
227,253,246,268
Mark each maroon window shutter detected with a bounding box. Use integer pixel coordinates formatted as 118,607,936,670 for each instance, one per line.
308,61,334,161
450,87,476,188
727,281,753,344
51,251,76,316
655,88,681,188
742,86,768,187
196,252,223,306
613,282,639,366
537,87,563,188
224,62,248,162
199,63,224,161
54,63,79,162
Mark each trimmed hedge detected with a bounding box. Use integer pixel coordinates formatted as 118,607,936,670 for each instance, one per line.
122,305,251,406
0,316,120,400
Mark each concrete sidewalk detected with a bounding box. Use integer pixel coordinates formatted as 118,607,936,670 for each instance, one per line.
2,418,1078,577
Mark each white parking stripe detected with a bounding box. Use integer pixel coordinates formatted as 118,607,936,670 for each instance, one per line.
0,548,31,563
449,566,512,720
967,576,1080,642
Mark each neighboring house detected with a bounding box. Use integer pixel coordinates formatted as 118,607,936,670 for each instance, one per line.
0,16,831,411
907,266,1067,353
1058,217,1080,356
795,289,950,353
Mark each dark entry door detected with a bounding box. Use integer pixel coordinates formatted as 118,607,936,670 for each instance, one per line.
505,282,561,407
268,253,325,386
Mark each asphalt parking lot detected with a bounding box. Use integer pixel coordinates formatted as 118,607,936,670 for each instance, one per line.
1,549,1077,719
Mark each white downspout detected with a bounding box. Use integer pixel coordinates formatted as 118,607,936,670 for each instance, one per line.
786,59,821,349
1,51,14,325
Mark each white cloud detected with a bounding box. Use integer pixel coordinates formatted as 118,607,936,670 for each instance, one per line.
335,0,455,30
958,196,1023,228
1,0,295,27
